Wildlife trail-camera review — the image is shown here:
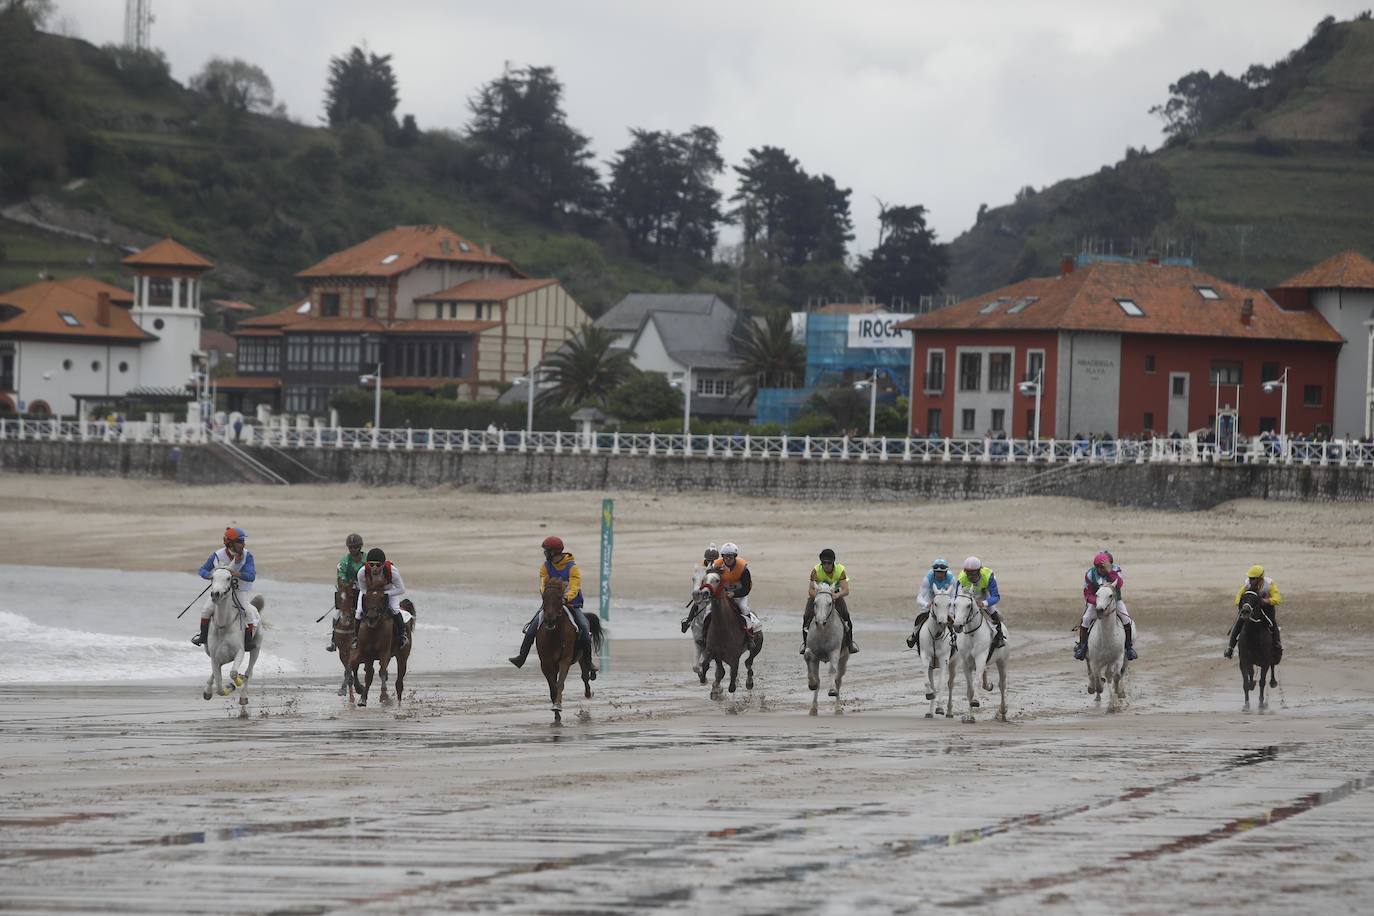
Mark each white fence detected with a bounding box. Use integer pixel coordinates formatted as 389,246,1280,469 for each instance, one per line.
4,418,1373,468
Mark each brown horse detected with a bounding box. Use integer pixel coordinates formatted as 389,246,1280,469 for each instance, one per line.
534,576,603,725
701,577,762,701
333,578,359,697
348,587,415,708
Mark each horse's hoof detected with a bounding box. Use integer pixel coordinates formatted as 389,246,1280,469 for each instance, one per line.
239,696,247,706
807,682,819,692
728,685,737,693
936,707,945,716
1087,686,1096,695
827,689,838,697
924,692,935,700
809,706,818,716
337,685,347,697
970,700,980,708
219,687,235,697
358,699,367,708
925,712,934,719
962,716,976,724
203,691,212,701
232,673,245,687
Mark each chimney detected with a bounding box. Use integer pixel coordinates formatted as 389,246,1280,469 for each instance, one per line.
96,291,111,327
1241,297,1254,325
1059,255,1074,277
484,241,493,257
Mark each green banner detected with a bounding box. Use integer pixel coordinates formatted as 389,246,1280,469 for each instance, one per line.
598,498,613,621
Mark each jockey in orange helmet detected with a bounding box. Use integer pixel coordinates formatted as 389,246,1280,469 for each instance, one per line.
192,526,257,648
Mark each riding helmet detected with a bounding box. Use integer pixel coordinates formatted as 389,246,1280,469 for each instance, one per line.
720,542,739,556
704,544,720,561
819,548,836,563
963,556,981,571
366,547,386,563
932,557,949,570
346,533,363,549
1247,564,1265,578
542,535,565,552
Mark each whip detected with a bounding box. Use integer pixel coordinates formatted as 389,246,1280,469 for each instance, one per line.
176,583,212,619
315,607,338,623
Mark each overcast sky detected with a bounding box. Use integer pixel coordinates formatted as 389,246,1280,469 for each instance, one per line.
52,1,1371,253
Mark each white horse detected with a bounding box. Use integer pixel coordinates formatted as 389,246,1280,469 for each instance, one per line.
909,591,954,718
202,566,265,717
804,583,849,715
1085,583,1128,711
947,593,1008,723
687,574,715,685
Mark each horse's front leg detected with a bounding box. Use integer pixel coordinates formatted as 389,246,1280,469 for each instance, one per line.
996,660,1008,722
945,657,956,719
808,656,820,715
379,658,391,706
710,658,725,700
204,664,216,701
727,660,739,694
963,656,977,722
1258,665,1269,709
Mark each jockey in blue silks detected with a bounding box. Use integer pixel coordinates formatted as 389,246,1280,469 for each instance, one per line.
192,526,258,648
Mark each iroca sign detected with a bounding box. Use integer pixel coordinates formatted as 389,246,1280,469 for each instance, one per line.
846,314,907,349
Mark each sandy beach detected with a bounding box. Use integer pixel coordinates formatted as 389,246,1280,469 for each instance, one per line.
3,474,1374,913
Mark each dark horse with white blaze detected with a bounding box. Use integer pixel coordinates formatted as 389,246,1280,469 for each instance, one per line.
1236,588,1278,709
348,587,414,708
535,575,603,725
701,572,762,701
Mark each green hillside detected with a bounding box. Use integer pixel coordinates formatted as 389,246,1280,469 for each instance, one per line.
0,28,689,313
944,17,1374,297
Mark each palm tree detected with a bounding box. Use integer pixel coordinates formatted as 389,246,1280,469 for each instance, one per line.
539,325,634,407
733,308,805,403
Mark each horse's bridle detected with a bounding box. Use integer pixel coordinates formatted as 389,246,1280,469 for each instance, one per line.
953,596,984,635
1239,590,1273,628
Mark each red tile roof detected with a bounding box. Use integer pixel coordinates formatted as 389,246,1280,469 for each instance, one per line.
237,306,310,329
200,329,236,354
296,225,516,279
1275,249,1374,290
414,277,556,302
813,302,886,314
0,277,155,342
210,299,258,312
234,327,286,337
386,319,502,334
121,238,214,270
214,376,282,390
897,260,1342,344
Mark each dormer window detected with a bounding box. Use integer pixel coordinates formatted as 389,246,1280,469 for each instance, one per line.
380,253,400,265
458,241,471,252
979,297,1010,314
1007,296,1039,314
1195,285,1220,300
1116,298,1145,317
59,311,81,326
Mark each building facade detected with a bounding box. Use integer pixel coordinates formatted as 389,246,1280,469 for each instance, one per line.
899,255,1344,439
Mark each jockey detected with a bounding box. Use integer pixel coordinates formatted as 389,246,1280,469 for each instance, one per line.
907,557,957,648
193,526,259,648
1074,551,1137,661
1225,564,1282,659
801,548,858,654
711,543,763,637
354,547,409,651
509,536,596,674
957,556,1006,648
681,544,721,632
327,533,365,652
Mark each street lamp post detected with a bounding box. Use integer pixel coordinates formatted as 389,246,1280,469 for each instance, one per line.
852,368,879,437
1018,368,1044,441
683,365,693,438
359,363,382,429
1262,366,1289,457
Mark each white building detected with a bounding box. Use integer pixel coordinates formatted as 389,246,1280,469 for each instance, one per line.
123,238,214,391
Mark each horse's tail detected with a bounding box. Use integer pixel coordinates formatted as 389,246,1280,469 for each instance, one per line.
250,594,269,629
401,598,416,627
586,613,605,654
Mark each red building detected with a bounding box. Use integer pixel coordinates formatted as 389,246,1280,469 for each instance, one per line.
897,256,1343,439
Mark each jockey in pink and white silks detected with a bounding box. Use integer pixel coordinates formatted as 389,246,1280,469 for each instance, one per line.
192,526,259,648
1073,550,1137,661
354,547,410,651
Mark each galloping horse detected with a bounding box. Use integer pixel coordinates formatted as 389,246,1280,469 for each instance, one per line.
534,575,603,725
701,571,762,701
804,583,849,714
686,583,713,684
1236,589,1278,709
1084,583,1129,711
332,576,359,697
947,593,1009,722
202,565,266,717
910,591,954,718
348,587,415,708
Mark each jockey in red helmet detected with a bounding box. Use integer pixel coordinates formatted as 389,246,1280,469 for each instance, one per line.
509,536,596,675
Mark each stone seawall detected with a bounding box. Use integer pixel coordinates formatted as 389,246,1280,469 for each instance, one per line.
3,440,1372,510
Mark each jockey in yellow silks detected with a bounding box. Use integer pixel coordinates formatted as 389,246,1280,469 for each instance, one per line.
1225,564,1281,659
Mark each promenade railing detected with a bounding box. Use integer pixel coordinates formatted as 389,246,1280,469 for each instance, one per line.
3,418,1373,468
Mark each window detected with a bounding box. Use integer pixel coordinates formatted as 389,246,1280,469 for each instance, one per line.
1145,354,1156,373
1025,408,1036,436
364,295,377,318
1258,416,1277,433
1195,285,1221,300
1025,350,1044,383
990,408,1005,432
118,361,129,373
62,358,73,370
286,336,309,370
153,318,165,330
1115,297,1144,317
1144,411,1154,432
1006,296,1039,314
1209,361,1242,386
958,352,982,391
1303,384,1322,407
988,353,1011,391
925,350,944,392
90,360,101,371
1171,375,1187,397
927,408,942,438
338,337,360,371
148,277,172,306
58,311,81,326
695,375,735,397
321,293,341,318
311,335,337,370
447,303,457,319
380,253,400,265
1261,362,1281,383
961,408,976,432
474,304,484,320
979,297,1009,314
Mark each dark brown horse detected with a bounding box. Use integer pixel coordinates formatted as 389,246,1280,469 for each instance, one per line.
1237,589,1278,709
701,577,762,701
333,577,359,697
348,587,415,708
534,576,603,725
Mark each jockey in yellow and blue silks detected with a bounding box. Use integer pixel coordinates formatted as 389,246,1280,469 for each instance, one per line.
1225,564,1282,659
509,535,596,674
956,556,1006,648
192,526,258,649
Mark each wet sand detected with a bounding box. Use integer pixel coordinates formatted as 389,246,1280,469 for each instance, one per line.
2,475,1374,913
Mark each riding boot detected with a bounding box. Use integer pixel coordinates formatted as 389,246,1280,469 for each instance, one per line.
351,618,361,651
509,626,536,668
1223,616,1241,659
392,612,408,651
191,617,209,647
908,610,929,649
244,625,254,647
326,627,337,652
799,612,813,655
837,607,859,653
989,610,1006,648
1073,625,1089,661
1123,623,1137,661
1272,625,1283,656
